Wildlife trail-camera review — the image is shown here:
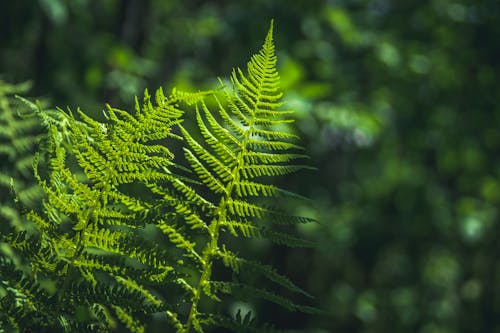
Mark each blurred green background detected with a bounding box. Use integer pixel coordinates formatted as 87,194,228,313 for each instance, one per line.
1,0,500,332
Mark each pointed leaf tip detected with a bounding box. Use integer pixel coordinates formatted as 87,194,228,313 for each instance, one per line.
267,19,275,39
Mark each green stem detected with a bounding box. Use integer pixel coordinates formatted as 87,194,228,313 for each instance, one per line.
57,206,94,301
183,121,254,332
183,217,220,332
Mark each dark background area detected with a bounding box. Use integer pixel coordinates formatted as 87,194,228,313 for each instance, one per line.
1,0,500,332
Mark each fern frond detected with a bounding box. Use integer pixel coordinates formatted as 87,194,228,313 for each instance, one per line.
262,229,316,248
1,22,319,332
226,200,268,218
214,94,246,138
247,139,303,151
200,99,242,148
157,221,203,263
0,81,45,234
171,87,215,106
148,183,211,230
168,21,318,331
242,151,307,164
3,86,196,330
183,147,227,194
221,220,257,238
113,275,163,308
180,120,234,181
90,304,118,331
207,313,298,333
216,246,312,298
240,164,313,178
232,182,310,201
233,181,279,197
211,281,315,313
112,305,145,333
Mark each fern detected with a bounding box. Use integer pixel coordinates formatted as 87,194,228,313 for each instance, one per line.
0,81,51,332
1,21,318,332
1,88,190,331
0,81,43,231
145,20,317,332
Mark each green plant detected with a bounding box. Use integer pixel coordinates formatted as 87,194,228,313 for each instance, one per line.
0,81,44,231
0,22,318,332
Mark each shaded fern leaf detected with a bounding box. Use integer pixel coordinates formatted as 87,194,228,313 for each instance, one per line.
0,81,45,232
216,246,313,298
211,281,313,313
207,313,302,333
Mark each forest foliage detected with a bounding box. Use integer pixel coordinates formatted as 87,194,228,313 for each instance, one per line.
1,22,319,332
1,0,500,332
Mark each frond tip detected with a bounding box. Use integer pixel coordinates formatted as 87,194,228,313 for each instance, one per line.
267,19,275,47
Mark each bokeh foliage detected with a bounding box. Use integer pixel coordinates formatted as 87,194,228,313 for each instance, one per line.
1,0,499,332
0,81,43,231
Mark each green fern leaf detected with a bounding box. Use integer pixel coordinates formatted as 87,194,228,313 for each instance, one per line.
1,21,319,332
216,246,313,298
162,20,318,332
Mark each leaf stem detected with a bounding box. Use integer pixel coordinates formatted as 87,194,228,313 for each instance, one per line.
183,119,254,332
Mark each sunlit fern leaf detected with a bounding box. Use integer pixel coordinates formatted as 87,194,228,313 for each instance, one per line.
15,96,80,145
2,87,195,331
163,20,318,332
171,88,215,106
